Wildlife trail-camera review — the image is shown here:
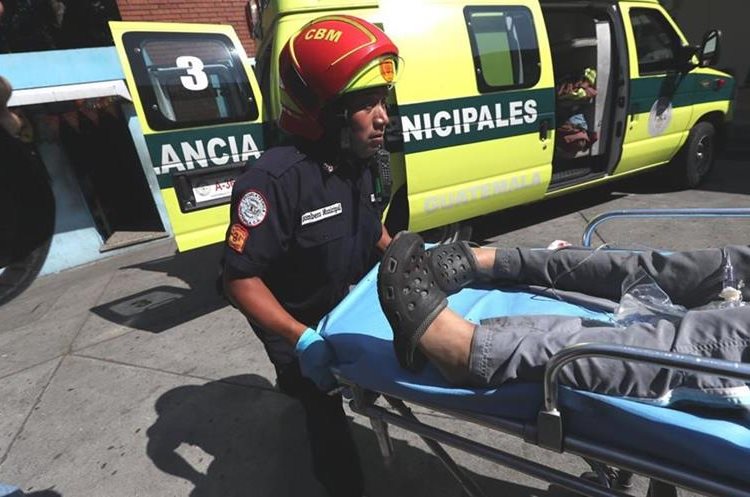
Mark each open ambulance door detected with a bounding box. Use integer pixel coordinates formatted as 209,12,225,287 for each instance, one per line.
109,21,265,251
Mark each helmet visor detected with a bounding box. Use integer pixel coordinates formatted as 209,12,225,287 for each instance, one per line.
340,55,400,95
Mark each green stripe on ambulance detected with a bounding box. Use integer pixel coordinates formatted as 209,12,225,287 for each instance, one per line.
396,89,555,154
629,73,735,114
145,124,266,189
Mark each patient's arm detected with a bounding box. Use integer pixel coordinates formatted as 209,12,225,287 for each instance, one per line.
490,245,750,308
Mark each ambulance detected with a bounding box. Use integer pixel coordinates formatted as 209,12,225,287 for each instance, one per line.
109,0,733,250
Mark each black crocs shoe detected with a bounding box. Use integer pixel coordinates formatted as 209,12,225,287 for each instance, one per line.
378,232,448,372
428,241,478,294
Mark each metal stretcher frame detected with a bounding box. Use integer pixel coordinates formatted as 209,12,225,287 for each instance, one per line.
337,207,750,497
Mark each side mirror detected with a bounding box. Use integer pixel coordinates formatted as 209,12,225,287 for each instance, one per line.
698,29,722,67
677,44,699,71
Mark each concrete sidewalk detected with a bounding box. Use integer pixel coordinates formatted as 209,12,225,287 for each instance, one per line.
1,146,749,496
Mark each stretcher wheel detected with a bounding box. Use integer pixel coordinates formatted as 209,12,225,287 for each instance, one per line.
547,467,636,497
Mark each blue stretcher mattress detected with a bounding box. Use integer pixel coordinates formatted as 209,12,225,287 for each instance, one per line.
318,265,750,485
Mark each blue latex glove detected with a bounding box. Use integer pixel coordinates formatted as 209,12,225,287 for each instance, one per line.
295,328,337,391
0,483,22,497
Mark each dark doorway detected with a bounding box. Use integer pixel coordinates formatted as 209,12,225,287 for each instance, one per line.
57,98,167,251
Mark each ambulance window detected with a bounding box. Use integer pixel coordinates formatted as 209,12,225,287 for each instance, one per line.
630,9,681,75
464,7,541,92
122,32,258,131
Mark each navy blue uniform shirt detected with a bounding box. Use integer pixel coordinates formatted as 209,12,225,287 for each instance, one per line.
223,144,383,326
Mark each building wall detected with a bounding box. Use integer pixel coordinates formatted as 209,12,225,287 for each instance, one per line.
662,0,750,123
662,0,749,85
115,0,256,56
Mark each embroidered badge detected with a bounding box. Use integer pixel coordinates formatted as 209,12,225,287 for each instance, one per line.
301,202,343,226
227,224,249,253
238,190,267,227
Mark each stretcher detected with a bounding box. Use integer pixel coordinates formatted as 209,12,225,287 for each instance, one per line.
318,208,750,497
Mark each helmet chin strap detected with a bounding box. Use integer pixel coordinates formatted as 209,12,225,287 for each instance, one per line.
320,105,367,165
339,129,352,152
338,108,353,152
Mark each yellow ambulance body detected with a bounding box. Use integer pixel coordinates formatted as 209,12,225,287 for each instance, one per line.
110,0,733,249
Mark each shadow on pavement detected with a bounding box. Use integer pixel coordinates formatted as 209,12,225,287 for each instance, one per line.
611,129,750,197
472,186,625,244
695,151,750,197
146,374,554,497
353,422,554,497
611,151,750,197
473,145,749,246
91,243,229,333
147,374,323,497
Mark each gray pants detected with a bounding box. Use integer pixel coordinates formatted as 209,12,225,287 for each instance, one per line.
467,246,750,401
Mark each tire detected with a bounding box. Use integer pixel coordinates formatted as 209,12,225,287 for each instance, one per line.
383,186,473,244
0,151,55,306
670,121,716,189
420,221,473,244
0,237,52,306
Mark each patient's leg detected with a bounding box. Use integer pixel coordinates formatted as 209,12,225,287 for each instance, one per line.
386,282,685,399
417,308,474,384
421,305,750,407
473,248,496,277
433,238,750,308
379,232,749,404
469,316,678,394
481,245,750,308
670,305,750,397
402,283,680,396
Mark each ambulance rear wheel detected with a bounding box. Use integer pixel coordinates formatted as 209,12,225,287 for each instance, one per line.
670,121,716,189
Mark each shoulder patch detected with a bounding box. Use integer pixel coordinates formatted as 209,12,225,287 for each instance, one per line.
238,190,268,227
227,224,249,253
252,145,308,178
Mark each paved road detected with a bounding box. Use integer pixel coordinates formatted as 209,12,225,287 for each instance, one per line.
1,141,748,497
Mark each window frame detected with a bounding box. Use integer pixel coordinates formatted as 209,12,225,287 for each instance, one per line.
629,7,683,76
464,5,542,93
122,31,259,131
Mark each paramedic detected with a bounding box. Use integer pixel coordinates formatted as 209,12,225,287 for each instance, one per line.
377,232,750,406
222,16,399,497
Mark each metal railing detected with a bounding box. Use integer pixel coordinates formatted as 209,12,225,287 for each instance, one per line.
581,208,750,247
538,342,750,452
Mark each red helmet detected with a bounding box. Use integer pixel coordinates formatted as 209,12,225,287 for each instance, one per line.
278,15,399,140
